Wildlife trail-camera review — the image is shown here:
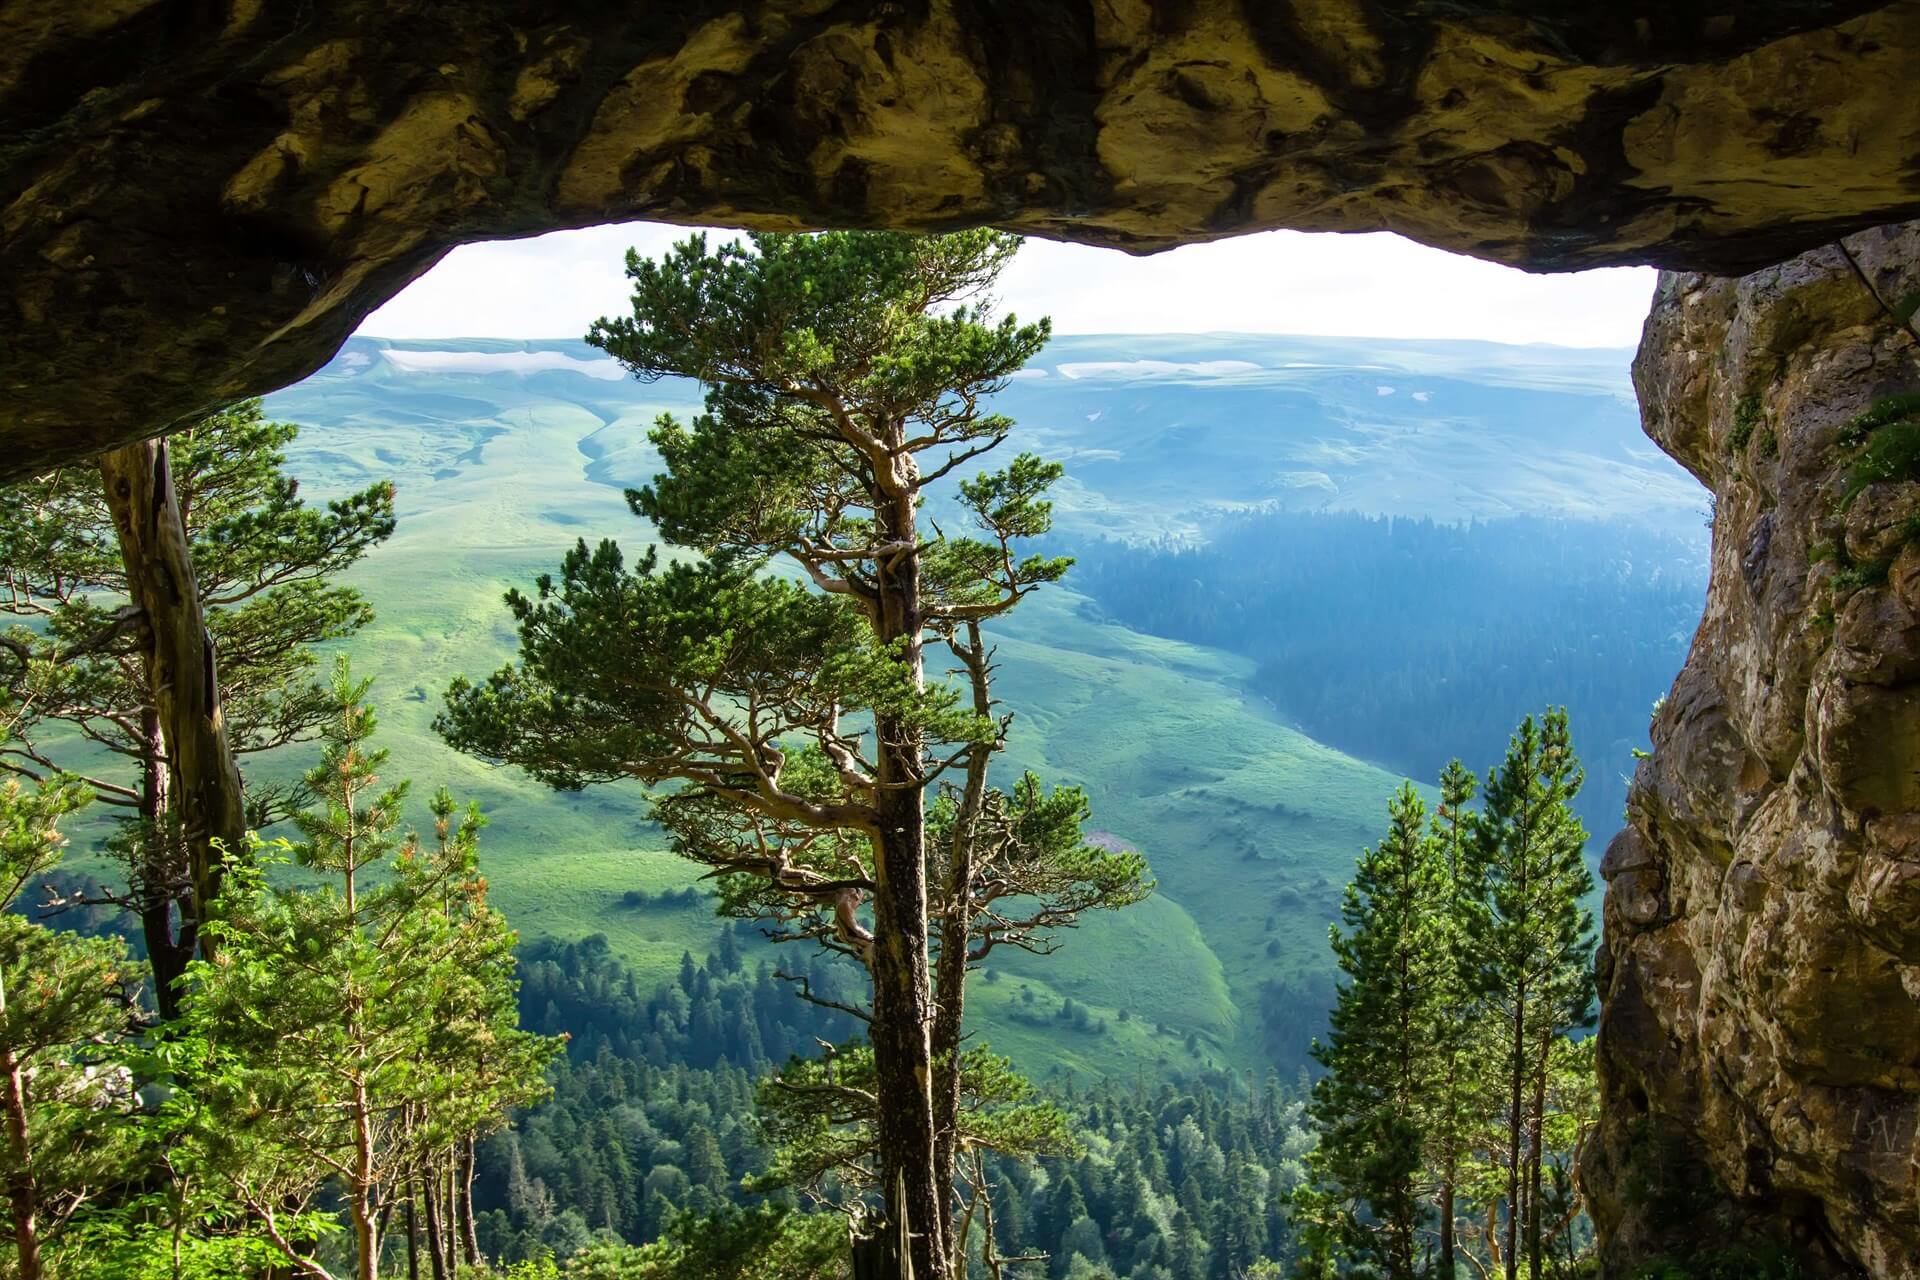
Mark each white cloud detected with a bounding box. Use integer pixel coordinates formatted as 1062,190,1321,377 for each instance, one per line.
379,348,625,379
360,222,1657,349
1055,359,1261,379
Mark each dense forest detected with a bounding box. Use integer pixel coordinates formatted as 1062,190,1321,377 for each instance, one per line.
1074,512,1708,839
474,932,1318,1278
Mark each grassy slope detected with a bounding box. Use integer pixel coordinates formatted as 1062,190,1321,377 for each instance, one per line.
265,347,1294,1078
248,332,1676,1080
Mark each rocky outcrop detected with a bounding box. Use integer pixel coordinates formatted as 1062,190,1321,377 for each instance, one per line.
6,1,1920,476
1590,223,1920,1278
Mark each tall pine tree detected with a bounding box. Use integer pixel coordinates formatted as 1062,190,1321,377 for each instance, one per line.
439,229,1146,1280
1305,783,1451,1278
179,661,558,1280
1468,709,1595,1280
1426,758,1482,1278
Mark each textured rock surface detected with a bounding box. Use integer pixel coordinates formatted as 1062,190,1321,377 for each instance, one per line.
6,1,1920,476
1589,223,1920,1278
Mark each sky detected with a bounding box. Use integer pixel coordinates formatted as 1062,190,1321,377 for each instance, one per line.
360,222,1657,349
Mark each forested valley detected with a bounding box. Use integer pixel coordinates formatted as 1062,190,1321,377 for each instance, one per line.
1,230,1724,1280
1075,512,1707,842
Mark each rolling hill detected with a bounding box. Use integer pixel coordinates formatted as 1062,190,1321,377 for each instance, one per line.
248,331,1703,1082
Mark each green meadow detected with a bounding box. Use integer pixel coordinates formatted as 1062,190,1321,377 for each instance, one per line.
237,332,1679,1080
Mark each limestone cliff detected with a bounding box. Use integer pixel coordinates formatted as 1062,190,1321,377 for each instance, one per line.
5,1,1920,474
1590,223,1920,1278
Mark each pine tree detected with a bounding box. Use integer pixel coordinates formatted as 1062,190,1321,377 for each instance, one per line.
1467,710,1595,1280
438,229,1146,1279
0,770,142,1280
0,402,394,1015
1304,783,1451,1279
1426,758,1482,1278
177,661,559,1280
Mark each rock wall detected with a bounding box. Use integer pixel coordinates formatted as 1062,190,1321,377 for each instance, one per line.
5,1,1920,476
1590,222,1920,1278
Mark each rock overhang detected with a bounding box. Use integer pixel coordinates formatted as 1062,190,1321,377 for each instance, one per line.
4,0,1920,475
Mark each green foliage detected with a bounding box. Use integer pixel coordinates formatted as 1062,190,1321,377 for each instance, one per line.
49,1204,342,1280
0,399,396,812
564,1204,847,1279
1305,784,1450,1276
173,661,561,1277
1835,392,1920,449
1842,412,1920,505
1834,556,1892,594
1299,712,1598,1280
0,399,396,1023
753,1042,1077,1201
441,544,986,792
0,769,146,1270
1728,394,1762,452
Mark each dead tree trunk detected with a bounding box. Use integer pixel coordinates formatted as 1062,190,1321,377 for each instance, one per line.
97,439,246,961
134,705,195,1020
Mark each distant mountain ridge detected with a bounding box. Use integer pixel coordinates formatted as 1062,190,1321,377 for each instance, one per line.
328,332,1702,540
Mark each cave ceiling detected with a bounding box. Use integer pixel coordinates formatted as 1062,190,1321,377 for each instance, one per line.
4,1,1919,476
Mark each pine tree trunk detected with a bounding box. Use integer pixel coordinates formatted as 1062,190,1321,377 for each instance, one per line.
2,1045,44,1280
352,1077,379,1280
97,440,246,963
405,1178,420,1280
1525,1030,1550,1280
135,706,194,1022
868,814,943,1280
929,896,967,1262
1504,988,1525,1280
439,1158,457,1280
422,1166,448,1280
457,1137,482,1266
864,485,946,1280
1439,1180,1456,1279
929,626,992,1267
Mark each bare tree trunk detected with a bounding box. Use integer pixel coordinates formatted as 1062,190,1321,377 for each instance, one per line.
2,1044,44,1280
1439,1181,1457,1279
404,1176,420,1280
135,705,193,1021
97,440,246,963
443,1156,459,1274
868,815,942,1280
1526,1029,1551,1280
351,1077,378,1280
